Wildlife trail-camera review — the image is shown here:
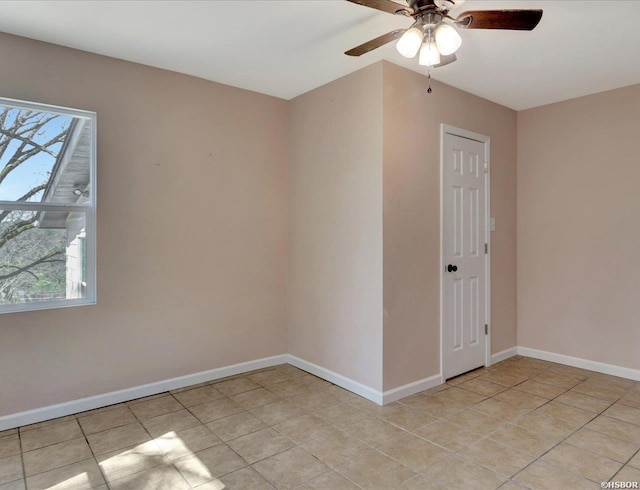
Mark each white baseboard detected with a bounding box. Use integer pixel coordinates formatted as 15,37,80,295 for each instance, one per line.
1,352,441,431
286,355,444,405
9,346,635,433
517,347,640,382
490,347,518,365
0,354,288,432
382,374,443,404
286,355,385,405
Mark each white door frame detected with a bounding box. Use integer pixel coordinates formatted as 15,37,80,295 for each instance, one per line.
439,124,491,382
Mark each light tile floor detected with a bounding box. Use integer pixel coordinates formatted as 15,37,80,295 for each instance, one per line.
1,356,640,489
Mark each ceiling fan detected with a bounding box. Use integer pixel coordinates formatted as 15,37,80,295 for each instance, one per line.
345,0,543,69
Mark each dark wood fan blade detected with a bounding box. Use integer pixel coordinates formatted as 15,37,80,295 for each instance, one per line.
346,0,413,16
456,10,543,30
434,53,457,68
345,29,405,56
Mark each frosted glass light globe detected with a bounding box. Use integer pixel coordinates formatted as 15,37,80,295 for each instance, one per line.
419,40,441,66
396,26,424,58
435,21,462,56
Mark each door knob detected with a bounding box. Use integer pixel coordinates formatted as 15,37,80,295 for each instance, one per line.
447,264,458,272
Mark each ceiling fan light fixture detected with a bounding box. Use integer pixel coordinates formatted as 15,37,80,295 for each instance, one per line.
396,25,423,58
435,21,462,56
419,39,441,67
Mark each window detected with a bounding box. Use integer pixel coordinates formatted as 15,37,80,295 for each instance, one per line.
0,97,96,313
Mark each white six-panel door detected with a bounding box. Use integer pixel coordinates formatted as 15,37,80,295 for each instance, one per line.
442,128,489,380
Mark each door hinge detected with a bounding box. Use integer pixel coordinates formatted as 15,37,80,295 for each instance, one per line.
485,324,488,335
484,161,489,173
484,243,488,254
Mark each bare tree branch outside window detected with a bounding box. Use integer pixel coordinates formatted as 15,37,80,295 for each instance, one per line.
0,107,71,304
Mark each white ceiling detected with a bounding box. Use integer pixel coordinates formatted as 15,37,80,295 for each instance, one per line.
1,1,640,110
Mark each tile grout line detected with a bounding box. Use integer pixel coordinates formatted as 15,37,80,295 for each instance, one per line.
17,423,26,489
18,418,104,490
131,391,197,489
219,368,349,488
422,362,636,487
231,369,386,488
607,441,640,482
234,386,367,487
337,382,510,487
507,389,628,486
140,367,329,488
75,413,112,490
498,369,627,483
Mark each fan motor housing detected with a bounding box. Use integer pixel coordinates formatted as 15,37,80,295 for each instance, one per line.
409,0,441,12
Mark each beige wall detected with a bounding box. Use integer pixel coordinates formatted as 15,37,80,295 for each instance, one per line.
287,65,384,391
287,62,518,393
518,84,640,370
382,62,518,390
0,34,288,417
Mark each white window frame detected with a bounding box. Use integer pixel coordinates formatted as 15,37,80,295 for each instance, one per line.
0,96,97,314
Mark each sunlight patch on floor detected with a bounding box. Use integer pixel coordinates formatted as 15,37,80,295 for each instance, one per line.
154,431,197,462
47,471,89,489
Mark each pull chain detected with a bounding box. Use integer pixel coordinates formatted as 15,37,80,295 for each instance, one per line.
426,19,433,94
